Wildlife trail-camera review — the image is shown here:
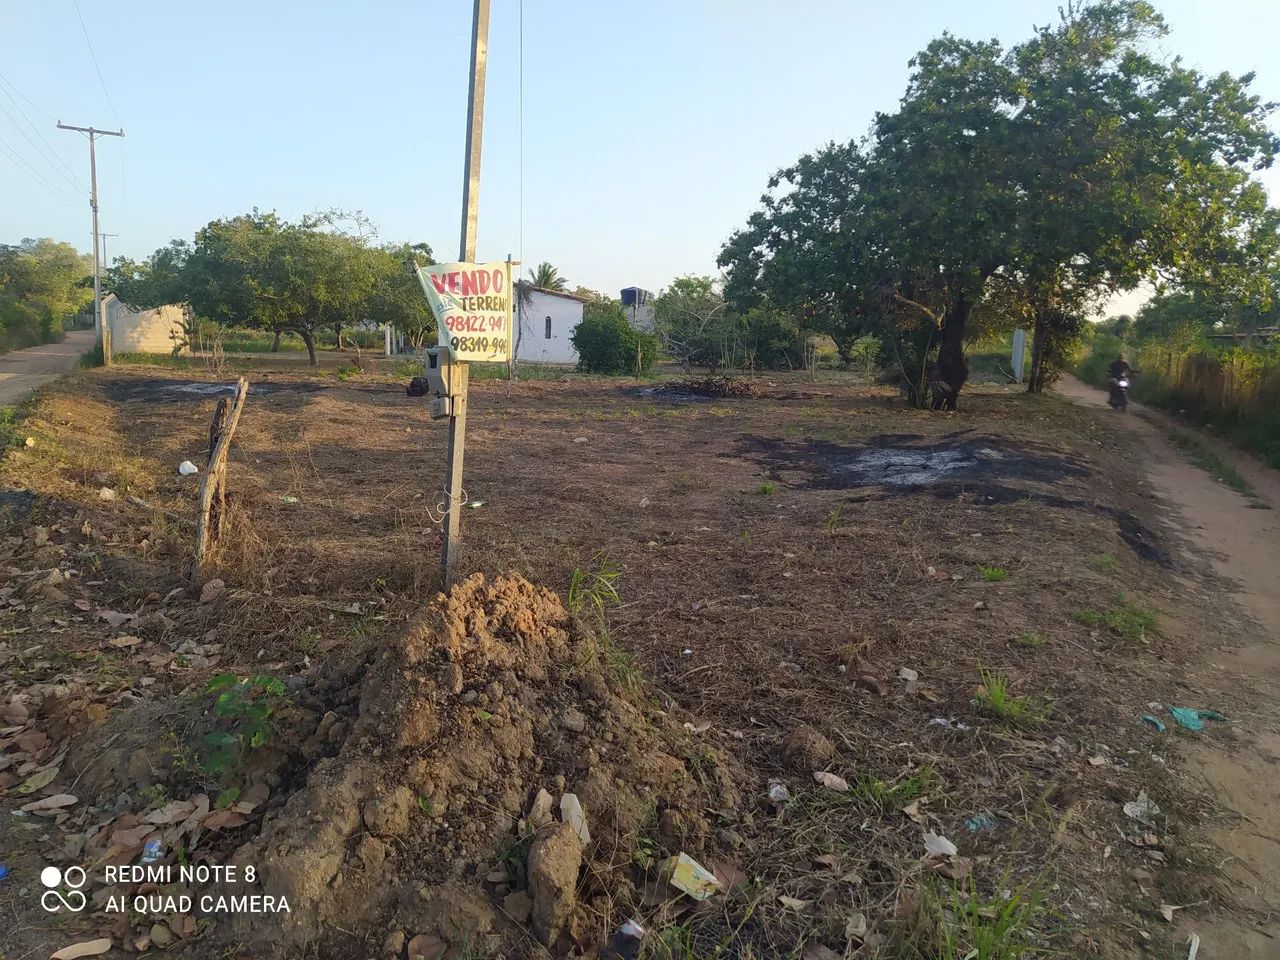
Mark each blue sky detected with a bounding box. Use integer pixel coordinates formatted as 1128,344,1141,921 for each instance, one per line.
2,0,1278,310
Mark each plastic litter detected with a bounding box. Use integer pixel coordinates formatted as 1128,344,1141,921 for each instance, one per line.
139,839,164,865
559,793,590,844
928,717,971,732
0,863,10,881
601,919,645,960
767,780,791,804
178,460,199,476
666,853,720,901
923,831,958,857
466,500,485,509
1186,933,1200,960
1169,707,1228,733
1141,714,1167,732
1124,791,1161,825
279,495,299,504
965,812,999,833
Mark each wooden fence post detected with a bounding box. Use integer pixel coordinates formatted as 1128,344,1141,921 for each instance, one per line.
195,378,249,573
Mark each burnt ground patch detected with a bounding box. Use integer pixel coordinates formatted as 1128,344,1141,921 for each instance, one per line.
103,376,332,404
742,430,1092,491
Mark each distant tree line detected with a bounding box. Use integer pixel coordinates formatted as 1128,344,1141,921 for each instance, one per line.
717,1,1280,408
0,239,92,352
108,210,435,364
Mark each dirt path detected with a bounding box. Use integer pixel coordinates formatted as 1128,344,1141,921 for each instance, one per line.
1057,374,1280,957
0,329,96,406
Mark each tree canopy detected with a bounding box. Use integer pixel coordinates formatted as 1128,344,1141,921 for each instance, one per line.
719,0,1279,406
0,238,92,351
108,211,435,364
528,262,567,292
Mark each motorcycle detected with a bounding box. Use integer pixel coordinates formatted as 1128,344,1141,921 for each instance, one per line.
1108,376,1130,412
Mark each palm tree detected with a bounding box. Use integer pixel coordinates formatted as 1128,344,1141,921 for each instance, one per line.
529,261,567,292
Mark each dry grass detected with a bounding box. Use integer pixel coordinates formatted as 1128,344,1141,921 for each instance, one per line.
0,363,1254,958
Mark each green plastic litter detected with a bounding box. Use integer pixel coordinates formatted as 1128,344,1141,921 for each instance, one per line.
1141,714,1166,732
1170,707,1229,732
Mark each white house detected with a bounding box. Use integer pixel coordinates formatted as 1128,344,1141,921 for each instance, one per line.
102,294,189,354
514,286,586,364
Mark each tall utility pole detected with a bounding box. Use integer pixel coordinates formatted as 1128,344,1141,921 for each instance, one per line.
58,122,124,364
100,232,119,271
441,0,490,585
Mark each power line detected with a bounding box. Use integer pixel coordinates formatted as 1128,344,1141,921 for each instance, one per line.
0,71,58,119
0,95,85,194
0,134,76,201
70,0,121,124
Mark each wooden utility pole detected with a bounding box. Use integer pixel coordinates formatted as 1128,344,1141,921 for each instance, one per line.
57,122,124,364
441,0,491,586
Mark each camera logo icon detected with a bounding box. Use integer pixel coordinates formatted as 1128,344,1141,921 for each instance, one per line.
40,865,87,913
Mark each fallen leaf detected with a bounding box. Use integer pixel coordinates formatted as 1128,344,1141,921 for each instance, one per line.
150,924,175,947
710,859,748,891
857,674,889,697
846,910,869,940
1160,904,1177,923
17,766,58,793
202,809,247,831
812,854,841,871
51,939,113,959
902,800,926,825
15,730,48,754
935,856,973,880
144,800,196,825
20,792,77,813
898,667,920,683
1,700,27,725
802,945,841,960
813,771,850,792
778,895,812,911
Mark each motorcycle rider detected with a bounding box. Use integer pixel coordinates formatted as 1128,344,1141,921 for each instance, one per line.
1107,354,1133,409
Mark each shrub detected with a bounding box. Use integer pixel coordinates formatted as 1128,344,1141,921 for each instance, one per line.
571,308,658,376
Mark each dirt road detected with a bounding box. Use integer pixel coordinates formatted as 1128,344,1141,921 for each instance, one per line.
0,329,96,406
1058,374,1280,957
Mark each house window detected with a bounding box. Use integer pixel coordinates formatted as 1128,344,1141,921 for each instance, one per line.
544,316,552,339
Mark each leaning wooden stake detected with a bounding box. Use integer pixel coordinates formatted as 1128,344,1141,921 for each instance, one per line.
195,378,249,572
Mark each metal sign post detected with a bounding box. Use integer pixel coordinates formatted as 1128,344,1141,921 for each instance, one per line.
441,0,491,586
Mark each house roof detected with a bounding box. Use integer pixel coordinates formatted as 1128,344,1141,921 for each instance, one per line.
516,282,589,303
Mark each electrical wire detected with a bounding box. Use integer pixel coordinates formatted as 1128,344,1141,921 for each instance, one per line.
0,135,76,202
0,71,56,119
0,94,85,194
71,0,121,124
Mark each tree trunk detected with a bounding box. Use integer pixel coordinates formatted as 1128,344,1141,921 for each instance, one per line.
1027,311,1048,393
270,330,282,353
299,329,317,365
932,294,972,410
333,323,343,350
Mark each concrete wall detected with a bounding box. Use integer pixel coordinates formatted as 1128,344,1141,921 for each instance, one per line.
103,295,189,354
515,289,583,364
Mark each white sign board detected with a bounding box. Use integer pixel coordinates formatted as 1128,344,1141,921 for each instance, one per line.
1011,328,1027,384
415,261,512,363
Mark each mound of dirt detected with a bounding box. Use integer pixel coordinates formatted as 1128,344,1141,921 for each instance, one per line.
217,572,738,958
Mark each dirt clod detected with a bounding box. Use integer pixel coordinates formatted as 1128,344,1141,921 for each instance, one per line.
528,822,583,945
782,724,837,772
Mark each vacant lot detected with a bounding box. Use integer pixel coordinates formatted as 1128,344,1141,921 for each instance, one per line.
0,365,1262,959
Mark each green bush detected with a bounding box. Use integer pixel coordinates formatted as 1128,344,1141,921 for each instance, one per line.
571,309,658,376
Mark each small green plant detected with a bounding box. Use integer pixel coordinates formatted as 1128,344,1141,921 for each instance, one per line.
631,834,658,871
1016,630,1047,649
417,795,433,816
979,565,1009,582
1073,599,1156,641
1088,553,1118,574
939,878,1049,960
137,783,169,810
758,481,777,495
335,364,357,381
0,406,21,451
975,667,1038,727
203,674,287,776
824,506,844,532
849,768,932,813
215,787,241,809
567,552,621,619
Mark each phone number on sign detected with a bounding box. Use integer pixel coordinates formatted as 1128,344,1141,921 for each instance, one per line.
450,335,508,356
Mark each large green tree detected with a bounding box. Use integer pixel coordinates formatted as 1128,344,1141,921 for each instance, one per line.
720,0,1279,407
528,262,567,291
0,238,93,349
